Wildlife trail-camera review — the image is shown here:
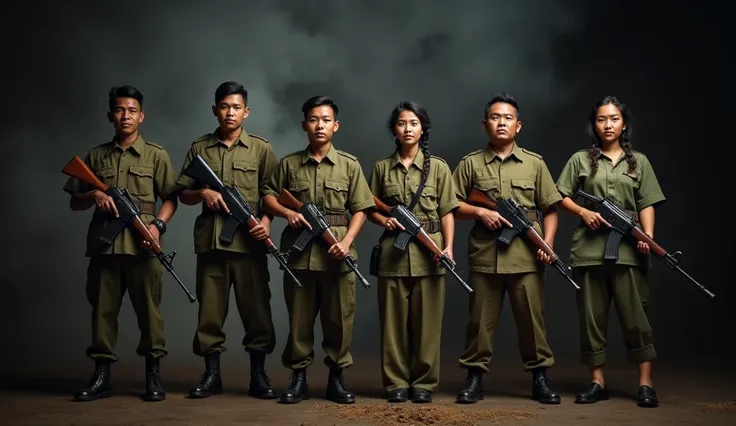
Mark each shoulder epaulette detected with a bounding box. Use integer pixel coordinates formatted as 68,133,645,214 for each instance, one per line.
461,149,484,161
249,133,269,143
145,141,165,150
192,133,212,144
430,155,448,165
337,150,358,161
281,150,304,160
521,148,543,160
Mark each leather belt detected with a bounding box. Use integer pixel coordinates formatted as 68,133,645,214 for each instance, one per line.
420,220,441,234
94,201,156,218
324,214,349,226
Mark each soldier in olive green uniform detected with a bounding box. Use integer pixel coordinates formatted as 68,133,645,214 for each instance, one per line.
367,101,459,403
556,96,665,408
453,94,562,405
175,82,279,399
64,86,178,402
262,96,375,405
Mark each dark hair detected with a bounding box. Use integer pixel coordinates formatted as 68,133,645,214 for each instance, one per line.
215,81,248,105
301,95,339,119
483,92,520,120
108,85,143,111
387,101,432,187
587,95,637,175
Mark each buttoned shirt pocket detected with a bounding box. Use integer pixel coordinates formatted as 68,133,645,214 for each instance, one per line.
288,179,310,204
324,178,349,213
412,184,437,213
233,160,259,199
510,178,536,208
474,177,500,199
128,165,155,197
96,167,116,187
382,183,402,204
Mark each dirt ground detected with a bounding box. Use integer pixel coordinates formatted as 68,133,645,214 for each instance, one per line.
1,359,734,426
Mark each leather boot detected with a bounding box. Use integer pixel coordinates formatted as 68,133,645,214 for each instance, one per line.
279,369,309,404
456,368,483,404
531,368,561,404
143,356,166,402
575,382,609,403
248,351,276,399
637,385,658,408
188,352,222,398
326,368,355,404
73,359,112,402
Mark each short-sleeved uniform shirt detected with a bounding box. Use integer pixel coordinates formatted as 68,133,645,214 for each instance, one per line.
369,149,459,277
263,143,375,272
174,128,278,255
452,143,562,274
556,149,666,268
62,135,177,258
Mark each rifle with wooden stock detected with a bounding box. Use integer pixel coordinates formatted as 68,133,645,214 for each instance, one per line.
372,196,472,294
183,154,302,288
62,156,196,303
575,189,715,298
466,187,580,291
276,189,371,289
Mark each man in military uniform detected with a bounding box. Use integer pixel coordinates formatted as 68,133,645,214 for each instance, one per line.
64,85,178,402
175,81,279,399
452,93,562,404
262,95,375,405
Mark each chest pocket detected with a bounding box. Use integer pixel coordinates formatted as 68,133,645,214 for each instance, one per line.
232,161,259,199
411,184,437,214
95,167,116,187
473,177,500,200
382,183,402,204
288,179,310,204
324,179,349,213
128,165,155,198
620,171,641,196
510,178,536,208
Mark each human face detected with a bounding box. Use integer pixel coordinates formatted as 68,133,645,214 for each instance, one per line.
107,97,144,138
482,102,521,143
302,105,339,145
212,94,249,131
594,103,626,144
393,110,423,147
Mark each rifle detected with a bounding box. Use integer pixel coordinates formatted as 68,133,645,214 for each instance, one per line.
183,154,302,288
575,189,715,298
372,196,472,294
62,156,196,303
276,189,371,289
466,187,581,291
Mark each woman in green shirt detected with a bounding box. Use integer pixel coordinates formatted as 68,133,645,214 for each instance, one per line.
556,96,666,408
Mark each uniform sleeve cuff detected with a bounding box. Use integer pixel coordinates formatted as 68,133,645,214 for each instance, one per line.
637,193,666,210
539,193,563,211
438,200,460,217
350,199,376,213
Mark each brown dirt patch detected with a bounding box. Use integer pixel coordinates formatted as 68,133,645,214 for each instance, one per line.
699,401,736,412
311,401,536,426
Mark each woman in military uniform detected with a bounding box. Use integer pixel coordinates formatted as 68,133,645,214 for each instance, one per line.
556,96,666,408
367,101,459,403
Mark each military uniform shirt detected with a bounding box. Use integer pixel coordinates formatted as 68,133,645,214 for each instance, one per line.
453,143,562,274
369,149,459,276
62,135,177,257
175,128,278,255
556,150,666,268
263,143,375,271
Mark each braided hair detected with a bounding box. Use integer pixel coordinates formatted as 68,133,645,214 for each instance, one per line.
587,96,637,176
387,101,432,187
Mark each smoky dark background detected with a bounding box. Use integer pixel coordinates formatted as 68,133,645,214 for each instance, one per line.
0,0,730,381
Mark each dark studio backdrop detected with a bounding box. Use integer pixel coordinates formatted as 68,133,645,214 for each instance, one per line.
0,0,731,379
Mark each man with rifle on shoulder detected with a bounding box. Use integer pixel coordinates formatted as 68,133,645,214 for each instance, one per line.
451,94,563,405
63,85,179,403
174,81,280,400
262,95,375,405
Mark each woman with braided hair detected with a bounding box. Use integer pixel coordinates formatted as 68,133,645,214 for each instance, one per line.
556,96,666,408
367,101,459,403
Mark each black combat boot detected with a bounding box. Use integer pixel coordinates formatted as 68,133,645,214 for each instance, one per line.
248,351,276,399
456,368,484,404
531,368,561,404
637,385,658,408
73,359,112,402
325,368,355,404
188,352,222,398
143,356,166,402
279,369,309,404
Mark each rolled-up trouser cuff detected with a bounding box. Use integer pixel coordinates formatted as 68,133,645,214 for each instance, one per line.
581,349,607,367
628,344,657,364
458,361,490,373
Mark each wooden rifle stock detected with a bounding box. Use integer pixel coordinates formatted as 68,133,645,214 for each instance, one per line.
372,195,444,258
62,156,109,193
277,189,304,212
467,188,498,210
372,196,393,216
